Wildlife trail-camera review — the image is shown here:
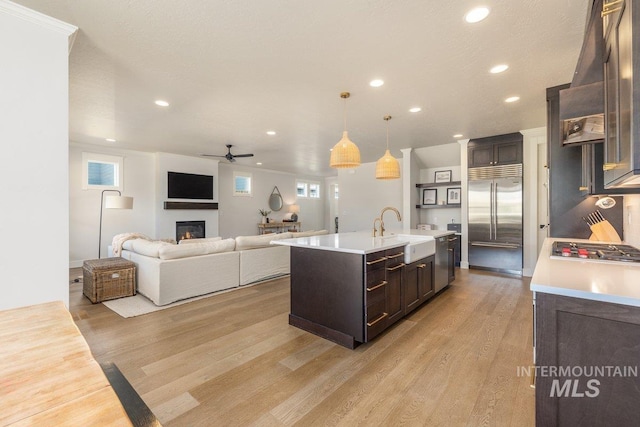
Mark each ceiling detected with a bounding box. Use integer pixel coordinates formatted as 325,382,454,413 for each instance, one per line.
15,0,588,176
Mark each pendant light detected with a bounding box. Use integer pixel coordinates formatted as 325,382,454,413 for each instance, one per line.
375,115,400,179
330,92,361,168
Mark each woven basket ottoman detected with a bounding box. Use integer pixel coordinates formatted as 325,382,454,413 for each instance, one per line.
83,257,136,303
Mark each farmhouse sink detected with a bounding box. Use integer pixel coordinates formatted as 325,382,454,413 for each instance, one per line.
380,234,435,264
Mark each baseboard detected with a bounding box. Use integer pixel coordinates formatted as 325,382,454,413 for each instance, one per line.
69,260,83,269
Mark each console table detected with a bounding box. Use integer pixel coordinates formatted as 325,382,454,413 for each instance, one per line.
0,301,134,425
258,221,301,234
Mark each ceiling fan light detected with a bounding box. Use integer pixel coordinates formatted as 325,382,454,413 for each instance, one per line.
376,149,400,179
330,131,361,168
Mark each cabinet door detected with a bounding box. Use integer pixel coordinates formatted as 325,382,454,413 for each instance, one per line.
403,262,421,315
365,251,388,342
468,144,494,167
385,248,405,325
493,141,522,165
418,258,434,301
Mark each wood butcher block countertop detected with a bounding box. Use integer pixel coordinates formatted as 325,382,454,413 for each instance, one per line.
0,301,133,426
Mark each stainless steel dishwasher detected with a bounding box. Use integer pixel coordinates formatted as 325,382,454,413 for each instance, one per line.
434,236,449,292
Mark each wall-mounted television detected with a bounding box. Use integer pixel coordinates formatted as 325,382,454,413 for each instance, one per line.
168,171,214,200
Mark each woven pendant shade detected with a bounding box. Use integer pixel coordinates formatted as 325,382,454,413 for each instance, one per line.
376,149,400,179
330,92,361,169
330,131,361,168
375,115,400,179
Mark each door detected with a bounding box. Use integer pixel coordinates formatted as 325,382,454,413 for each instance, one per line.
494,177,523,245
468,179,492,243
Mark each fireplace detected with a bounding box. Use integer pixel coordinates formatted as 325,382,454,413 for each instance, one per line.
176,221,205,242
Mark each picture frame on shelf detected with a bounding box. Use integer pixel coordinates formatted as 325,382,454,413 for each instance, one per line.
422,188,437,205
447,187,461,205
434,170,452,183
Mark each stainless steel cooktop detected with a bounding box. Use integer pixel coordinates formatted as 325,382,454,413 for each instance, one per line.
551,241,640,263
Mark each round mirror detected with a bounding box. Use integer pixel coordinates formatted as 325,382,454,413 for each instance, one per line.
269,186,283,211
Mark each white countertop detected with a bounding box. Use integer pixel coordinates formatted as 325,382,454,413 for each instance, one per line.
531,238,640,307
272,229,454,255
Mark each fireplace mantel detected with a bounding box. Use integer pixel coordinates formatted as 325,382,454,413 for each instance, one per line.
164,202,218,210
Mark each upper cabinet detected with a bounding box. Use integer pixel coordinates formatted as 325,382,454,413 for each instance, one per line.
603,0,640,188
468,132,523,168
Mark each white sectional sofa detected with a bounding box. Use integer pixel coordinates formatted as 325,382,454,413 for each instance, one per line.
119,230,328,306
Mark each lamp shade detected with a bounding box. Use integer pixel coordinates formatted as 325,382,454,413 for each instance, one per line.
105,195,134,209
330,131,361,168
289,204,300,213
375,149,400,179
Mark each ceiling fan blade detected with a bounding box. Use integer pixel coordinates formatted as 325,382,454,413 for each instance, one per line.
201,154,227,158
232,153,254,158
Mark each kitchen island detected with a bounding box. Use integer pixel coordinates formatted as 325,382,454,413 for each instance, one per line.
274,230,454,348
531,238,640,426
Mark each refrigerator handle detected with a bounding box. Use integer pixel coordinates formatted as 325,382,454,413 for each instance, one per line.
493,181,498,241
489,182,494,240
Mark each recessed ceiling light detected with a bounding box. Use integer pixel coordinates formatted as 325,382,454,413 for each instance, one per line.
155,100,169,107
490,64,509,74
409,107,422,113
453,134,463,138
266,131,276,135
256,162,263,165
465,7,490,23
105,138,116,142
369,79,384,87
505,96,520,103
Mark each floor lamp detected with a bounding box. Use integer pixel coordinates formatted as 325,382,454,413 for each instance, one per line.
99,190,134,258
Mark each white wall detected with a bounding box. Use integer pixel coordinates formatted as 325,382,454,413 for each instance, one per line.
218,163,326,238
69,143,156,266
338,162,403,233
0,2,77,310
155,153,219,240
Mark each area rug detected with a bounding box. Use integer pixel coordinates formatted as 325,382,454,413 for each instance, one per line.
102,292,216,318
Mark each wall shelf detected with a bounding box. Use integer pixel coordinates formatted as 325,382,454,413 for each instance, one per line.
416,181,462,188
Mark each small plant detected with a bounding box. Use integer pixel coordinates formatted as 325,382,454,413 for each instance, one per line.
259,209,271,217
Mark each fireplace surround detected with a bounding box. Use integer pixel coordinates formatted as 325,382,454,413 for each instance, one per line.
176,221,205,242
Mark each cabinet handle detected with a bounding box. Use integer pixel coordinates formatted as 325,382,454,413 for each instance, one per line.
603,0,623,8
367,312,388,327
448,249,454,252
386,252,405,259
447,237,457,242
602,6,622,16
386,263,405,271
603,163,617,171
417,264,426,268
366,280,387,292
366,256,387,265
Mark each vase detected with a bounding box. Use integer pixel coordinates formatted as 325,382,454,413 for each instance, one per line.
261,216,267,224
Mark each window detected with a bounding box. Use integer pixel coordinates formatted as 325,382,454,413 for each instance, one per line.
234,172,252,196
297,180,320,199
82,153,123,190
296,182,308,198
309,183,320,199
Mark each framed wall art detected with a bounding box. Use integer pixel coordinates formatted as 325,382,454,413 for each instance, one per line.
434,170,452,183
422,188,437,205
447,187,461,205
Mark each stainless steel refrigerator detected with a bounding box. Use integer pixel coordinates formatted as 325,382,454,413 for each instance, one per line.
468,164,523,274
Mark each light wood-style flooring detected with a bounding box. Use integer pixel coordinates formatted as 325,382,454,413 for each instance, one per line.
69,268,534,426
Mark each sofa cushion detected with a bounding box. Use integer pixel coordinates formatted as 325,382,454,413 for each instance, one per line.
123,239,172,258
234,232,293,251
179,236,222,245
158,238,236,260
289,229,329,238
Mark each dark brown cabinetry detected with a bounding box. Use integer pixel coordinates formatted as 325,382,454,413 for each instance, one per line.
468,133,523,168
403,256,434,315
602,0,640,188
384,247,405,326
535,292,640,426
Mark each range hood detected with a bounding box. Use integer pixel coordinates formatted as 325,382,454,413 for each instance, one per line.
559,82,604,146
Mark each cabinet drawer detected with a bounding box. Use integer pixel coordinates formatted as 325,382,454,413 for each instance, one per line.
365,268,386,303
366,299,388,341
385,248,405,266
366,251,387,271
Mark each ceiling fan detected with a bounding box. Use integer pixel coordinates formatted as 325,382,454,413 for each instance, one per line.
201,144,254,162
